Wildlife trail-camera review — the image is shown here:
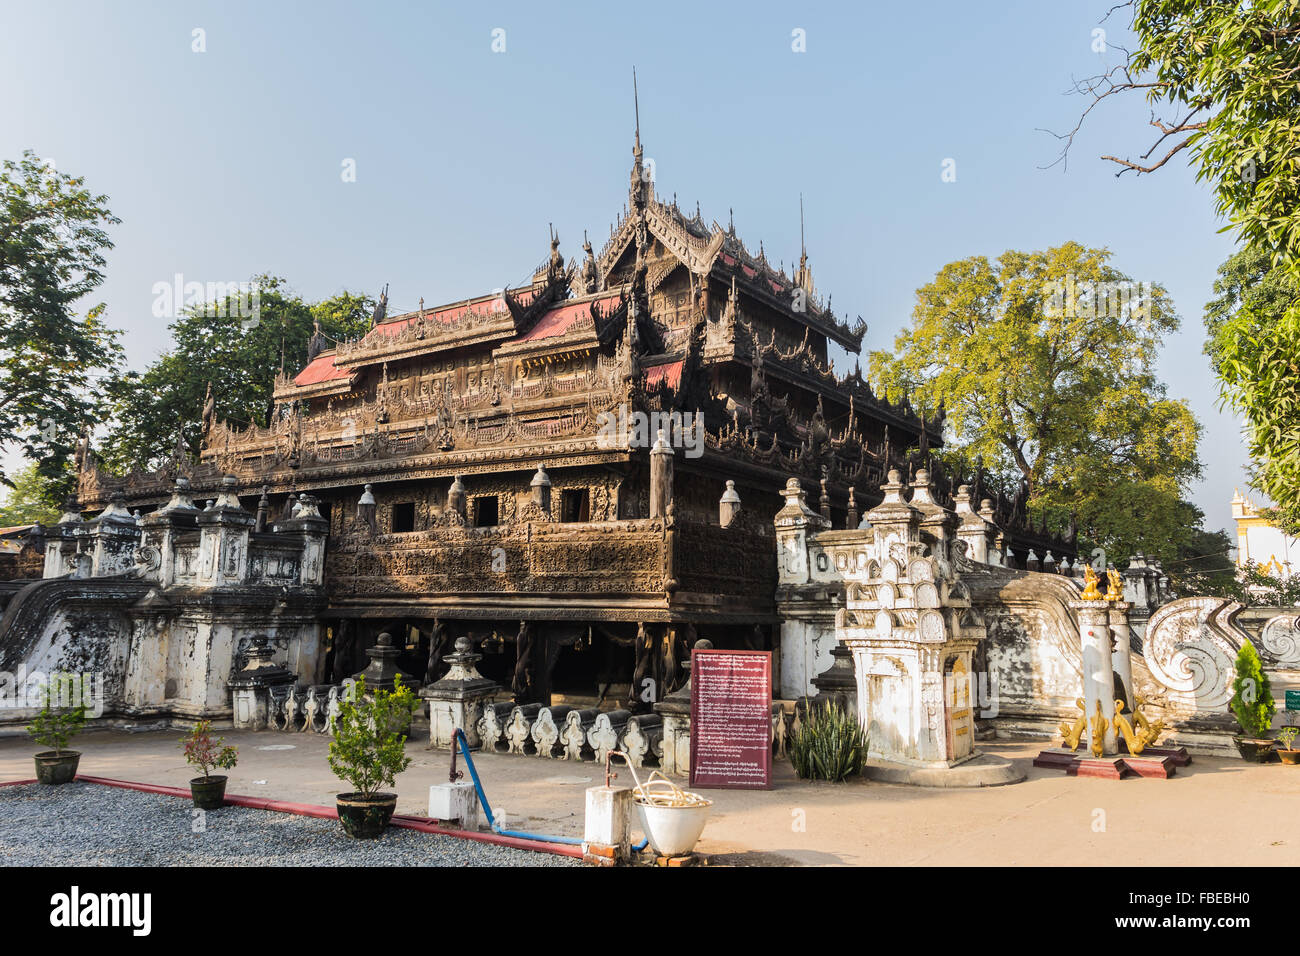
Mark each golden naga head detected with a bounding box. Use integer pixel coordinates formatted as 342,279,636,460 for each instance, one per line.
1105,568,1124,602
1081,566,1103,600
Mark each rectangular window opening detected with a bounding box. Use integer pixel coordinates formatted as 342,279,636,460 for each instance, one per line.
474,495,499,527
391,501,416,533
560,488,590,523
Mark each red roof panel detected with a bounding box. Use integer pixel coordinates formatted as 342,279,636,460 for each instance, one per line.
292,352,351,386
505,293,622,345
645,360,683,391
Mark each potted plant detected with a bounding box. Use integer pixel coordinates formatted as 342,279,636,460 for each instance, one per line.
27,676,87,785
1277,727,1300,765
327,674,419,839
1229,640,1276,762
180,721,238,809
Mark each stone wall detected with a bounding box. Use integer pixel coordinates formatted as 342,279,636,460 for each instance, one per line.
774,470,1300,757
0,476,327,732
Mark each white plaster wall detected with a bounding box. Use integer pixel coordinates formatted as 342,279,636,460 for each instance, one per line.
779,619,836,699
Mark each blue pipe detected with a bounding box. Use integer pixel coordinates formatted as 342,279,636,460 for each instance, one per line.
452,729,650,851
453,729,583,845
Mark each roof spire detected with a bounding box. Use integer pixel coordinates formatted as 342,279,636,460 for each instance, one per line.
800,192,806,262
796,193,814,296
629,67,648,208
633,66,641,155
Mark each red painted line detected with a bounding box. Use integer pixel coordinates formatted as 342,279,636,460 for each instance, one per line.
65,775,581,859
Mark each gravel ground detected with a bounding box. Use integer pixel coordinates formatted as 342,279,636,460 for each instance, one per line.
0,783,580,867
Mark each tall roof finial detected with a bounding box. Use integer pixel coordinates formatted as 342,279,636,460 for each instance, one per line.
799,193,806,261
633,66,641,154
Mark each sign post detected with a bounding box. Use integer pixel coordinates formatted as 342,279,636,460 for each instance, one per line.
689,648,772,790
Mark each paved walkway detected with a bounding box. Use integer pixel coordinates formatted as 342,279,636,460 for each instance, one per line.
3,730,1296,865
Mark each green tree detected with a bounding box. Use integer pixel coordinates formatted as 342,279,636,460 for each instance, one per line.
100,278,372,473
0,463,63,525
1056,1,1300,542
869,242,1204,562
0,151,123,494
1203,245,1300,535
1229,640,1275,739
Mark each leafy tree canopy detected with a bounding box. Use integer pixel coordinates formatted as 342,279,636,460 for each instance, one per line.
0,463,63,526
1203,245,1300,535
869,242,1204,563
0,150,123,497
100,277,373,473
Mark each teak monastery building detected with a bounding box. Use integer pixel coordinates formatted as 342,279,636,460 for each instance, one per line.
60,125,1077,709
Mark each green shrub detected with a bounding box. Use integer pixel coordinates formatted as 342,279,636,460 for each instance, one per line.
789,699,868,782
26,676,87,755
180,720,238,779
327,676,419,798
1230,640,1275,738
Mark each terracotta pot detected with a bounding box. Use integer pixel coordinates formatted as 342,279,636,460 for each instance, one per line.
336,792,398,839
189,775,228,809
33,751,80,785
1233,736,1278,763
1278,749,1300,766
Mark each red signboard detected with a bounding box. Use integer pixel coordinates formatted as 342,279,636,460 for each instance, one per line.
689,648,772,790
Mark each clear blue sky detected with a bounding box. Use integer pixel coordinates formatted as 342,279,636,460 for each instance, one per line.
0,0,1247,535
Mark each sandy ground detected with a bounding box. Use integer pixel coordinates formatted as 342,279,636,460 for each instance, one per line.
3,729,1297,866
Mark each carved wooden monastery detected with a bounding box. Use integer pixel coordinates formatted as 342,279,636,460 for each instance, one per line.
14,128,1080,718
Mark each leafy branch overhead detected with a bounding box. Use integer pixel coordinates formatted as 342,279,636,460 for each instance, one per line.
1053,2,1300,524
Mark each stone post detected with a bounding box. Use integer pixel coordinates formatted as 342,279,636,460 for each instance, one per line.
863,469,920,554
272,493,329,586
229,636,297,729
196,476,254,587
87,491,142,577
649,429,674,519
447,475,467,522
954,485,993,565
718,480,741,527
352,632,420,693
1108,601,1134,712
1072,599,1117,755
979,499,1005,565
420,637,500,749
140,477,201,587
654,638,711,776
42,497,85,579
356,483,377,534
530,465,552,518
774,478,827,586
583,784,633,866
809,641,857,714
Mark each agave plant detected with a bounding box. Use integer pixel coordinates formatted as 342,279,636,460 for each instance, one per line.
789,699,868,782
